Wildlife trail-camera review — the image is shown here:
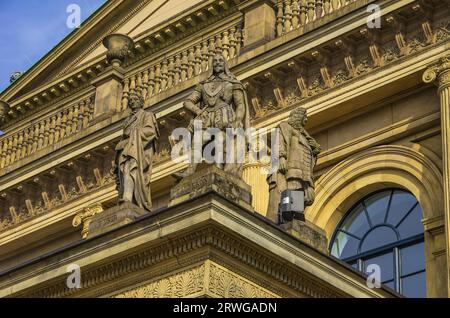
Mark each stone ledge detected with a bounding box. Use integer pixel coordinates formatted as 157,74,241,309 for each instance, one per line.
88,202,148,238
281,220,328,255
169,165,253,212
0,192,398,298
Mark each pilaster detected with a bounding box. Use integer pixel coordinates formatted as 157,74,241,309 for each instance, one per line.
423,55,450,296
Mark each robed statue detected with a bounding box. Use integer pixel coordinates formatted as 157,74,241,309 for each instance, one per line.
267,107,321,223
115,93,160,211
174,53,251,179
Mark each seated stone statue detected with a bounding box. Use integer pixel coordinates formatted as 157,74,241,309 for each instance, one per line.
174,53,251,179
267,107,321,223
115,93,159,211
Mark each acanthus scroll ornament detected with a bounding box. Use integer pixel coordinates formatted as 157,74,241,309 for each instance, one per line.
422,56,450,88
72,203,104,239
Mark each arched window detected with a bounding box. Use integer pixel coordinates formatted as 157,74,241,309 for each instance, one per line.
330,189,426,298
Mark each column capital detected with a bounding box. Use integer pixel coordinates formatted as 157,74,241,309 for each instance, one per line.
423,55,450,91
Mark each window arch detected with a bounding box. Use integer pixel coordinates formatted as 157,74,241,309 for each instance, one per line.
330,189,426,298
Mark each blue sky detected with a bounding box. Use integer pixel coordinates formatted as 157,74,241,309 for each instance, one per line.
0,0,107,93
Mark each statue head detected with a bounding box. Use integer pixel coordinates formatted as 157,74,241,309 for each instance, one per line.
213,54,226,75
288,107,308,129
128,93,144,111
208,53,236,80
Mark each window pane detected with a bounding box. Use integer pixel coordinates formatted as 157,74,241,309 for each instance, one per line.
331,231,360,259
364,251,394,283
341,204,370,238
387,190,417,226
397,205,423,239
365,191,391,226
348,261,359,270
384,280,395,290
331,190,426,298
401,242,425,276
360,226,398,253
402,271,426,298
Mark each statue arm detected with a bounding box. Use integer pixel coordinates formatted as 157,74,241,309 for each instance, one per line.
183,84,203,116
141,113,159,145
278,123,289,159
305,132,321,157
232,87,246,129
115,122,130,150
277,124,290,174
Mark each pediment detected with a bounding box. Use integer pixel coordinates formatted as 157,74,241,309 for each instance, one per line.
1,0,205,102
64,0,206,77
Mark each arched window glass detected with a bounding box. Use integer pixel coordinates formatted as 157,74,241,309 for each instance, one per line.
330,189,426,298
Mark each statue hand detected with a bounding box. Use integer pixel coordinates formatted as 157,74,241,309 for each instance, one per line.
232,119,243,129
194,107,203,116
279,157,287,174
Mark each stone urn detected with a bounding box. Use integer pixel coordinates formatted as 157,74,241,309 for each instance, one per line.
102,33,134,67
0,101,10,124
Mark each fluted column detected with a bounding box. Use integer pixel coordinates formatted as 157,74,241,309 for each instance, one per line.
243,161,270,216
423,55,450,295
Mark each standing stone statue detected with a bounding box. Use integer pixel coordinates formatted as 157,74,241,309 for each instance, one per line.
267,107,321,223
174,53,251,179
115,93,160,211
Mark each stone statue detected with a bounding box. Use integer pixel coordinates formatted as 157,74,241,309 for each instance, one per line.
267,107,321,223
115,93,160,211
174,53,251,179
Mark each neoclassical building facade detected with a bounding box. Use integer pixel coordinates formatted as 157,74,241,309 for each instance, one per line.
0,0,448,298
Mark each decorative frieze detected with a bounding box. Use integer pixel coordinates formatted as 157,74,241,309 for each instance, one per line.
0,141,116,233
115,264,206,298
245,4,450,121
115,261,278,298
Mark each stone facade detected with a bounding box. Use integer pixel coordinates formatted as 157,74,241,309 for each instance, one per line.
0,0,449,297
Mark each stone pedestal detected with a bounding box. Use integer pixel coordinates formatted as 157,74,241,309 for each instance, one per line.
169,165,253,211
91,65,125,121
87,202,147,238
240,0,276,49
281,220,328,254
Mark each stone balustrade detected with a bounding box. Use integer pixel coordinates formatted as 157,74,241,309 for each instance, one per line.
120,25,243,110
0,96,94,170
275,0,358,37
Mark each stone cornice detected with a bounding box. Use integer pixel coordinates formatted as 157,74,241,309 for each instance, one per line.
0,193,397,298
